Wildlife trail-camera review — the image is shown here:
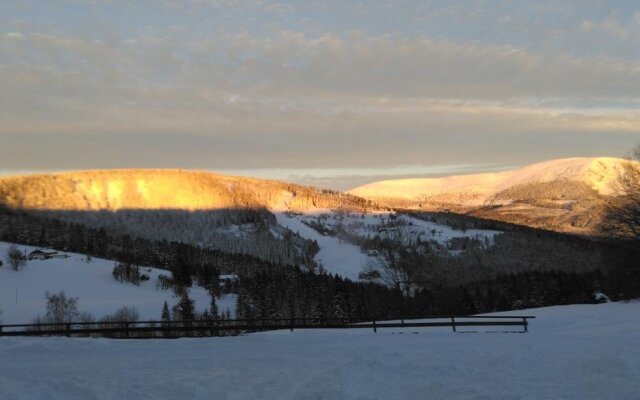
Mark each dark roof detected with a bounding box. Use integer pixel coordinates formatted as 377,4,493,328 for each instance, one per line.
29,249,58,255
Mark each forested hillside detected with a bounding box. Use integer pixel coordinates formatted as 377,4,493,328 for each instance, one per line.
1,168,639,324
2,205,638,325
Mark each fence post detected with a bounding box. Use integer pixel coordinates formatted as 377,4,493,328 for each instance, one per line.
451,316,456,333
290,316,294,332
373,319,377,333
523,317,528,333
66,323,71,337
125,322,129,338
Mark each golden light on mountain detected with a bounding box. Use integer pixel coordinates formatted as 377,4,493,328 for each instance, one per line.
348,157,633,204
0,169,370,212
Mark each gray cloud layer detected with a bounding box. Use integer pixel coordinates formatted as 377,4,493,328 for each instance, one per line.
0,1,639,180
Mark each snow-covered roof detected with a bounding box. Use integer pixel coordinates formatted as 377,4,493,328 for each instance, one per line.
29,249,58,255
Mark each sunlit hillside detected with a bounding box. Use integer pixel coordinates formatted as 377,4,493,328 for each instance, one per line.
349,157,629,204
0,169,372,212
0,170,377,272
349,157,638,234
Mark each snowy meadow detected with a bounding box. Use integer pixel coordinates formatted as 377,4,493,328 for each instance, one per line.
1,301,638,400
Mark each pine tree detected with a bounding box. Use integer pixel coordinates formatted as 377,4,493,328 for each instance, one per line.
210,293,218,320
332,293,348,323
160,301,171,337
177,291,196,322
235,290,249,320
161,301,171,325
311,302,325,325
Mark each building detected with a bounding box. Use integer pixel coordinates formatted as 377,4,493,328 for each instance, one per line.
28,249,59,260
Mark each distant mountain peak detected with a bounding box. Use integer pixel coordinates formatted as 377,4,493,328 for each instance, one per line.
347,157,638,234
348,157,630,205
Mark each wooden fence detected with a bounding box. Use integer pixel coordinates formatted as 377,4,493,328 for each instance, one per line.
0,315,535,338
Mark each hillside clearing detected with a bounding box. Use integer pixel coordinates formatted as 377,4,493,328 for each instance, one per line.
0,242,234,324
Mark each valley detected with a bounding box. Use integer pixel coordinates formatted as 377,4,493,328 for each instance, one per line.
0,159,638,328
4,3,639,399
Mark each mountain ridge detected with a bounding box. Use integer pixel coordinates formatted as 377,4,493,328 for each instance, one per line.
348,157,628,204
0,158,634,236
348,157,637,234
0,168,372,212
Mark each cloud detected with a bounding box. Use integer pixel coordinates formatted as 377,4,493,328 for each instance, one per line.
2,30,639,108
1,30,638,143
0,2,638,173
161,0,293,14
580,16,633,39
3,32,25,40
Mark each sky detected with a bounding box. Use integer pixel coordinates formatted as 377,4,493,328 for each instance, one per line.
0,0,639,190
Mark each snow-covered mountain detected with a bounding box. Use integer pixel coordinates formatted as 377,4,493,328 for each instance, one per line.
349,157,635,233
0,169,501,281
349,157,627,205
0,164,622,283
0,170,375,274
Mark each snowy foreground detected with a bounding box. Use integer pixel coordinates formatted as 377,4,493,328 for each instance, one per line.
1,302,639,400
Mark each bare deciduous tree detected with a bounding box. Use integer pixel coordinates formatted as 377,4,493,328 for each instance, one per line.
359,230,419,295
362,255,407,290
110,306,139,323
6,244,26,271
600,146,640,242
43,291,80,325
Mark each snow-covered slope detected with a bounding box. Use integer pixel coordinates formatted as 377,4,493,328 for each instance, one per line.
349,157,630,205
274,209,499,280
0,242,235,324
274,211,375,280
1,301,638,400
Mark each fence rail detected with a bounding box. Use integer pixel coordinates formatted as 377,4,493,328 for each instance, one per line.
0,315,536,338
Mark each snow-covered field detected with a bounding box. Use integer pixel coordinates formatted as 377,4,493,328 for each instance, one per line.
1,301,638,400
0,242,235,324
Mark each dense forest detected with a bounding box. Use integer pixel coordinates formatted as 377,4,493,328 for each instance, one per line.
37,208,322,270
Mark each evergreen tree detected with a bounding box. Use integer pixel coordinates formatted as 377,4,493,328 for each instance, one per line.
210,293,219,320
176,291,196,322
161,301,171,325
332,293,348,323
